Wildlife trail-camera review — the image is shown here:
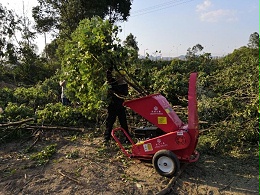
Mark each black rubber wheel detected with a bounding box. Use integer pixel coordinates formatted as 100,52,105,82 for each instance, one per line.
152,150,180,178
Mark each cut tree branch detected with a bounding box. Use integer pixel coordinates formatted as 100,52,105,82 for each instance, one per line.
0,118,34,127
26,125,85,132
0,118,85,132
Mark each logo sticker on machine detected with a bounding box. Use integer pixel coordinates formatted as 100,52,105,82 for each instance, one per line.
150,106,163,115
143,143,153,152
158,116,167,124
155,138,168,149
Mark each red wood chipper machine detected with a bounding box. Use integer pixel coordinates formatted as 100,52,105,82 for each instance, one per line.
111,72,200,177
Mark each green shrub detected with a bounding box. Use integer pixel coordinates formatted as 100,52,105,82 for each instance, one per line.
36,103,88,127
30,144,57,166
1,102,34,122
0,88,15,108
13,80,59,110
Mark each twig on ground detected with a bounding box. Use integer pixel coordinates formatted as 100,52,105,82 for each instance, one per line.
58,169,82,185
156,163,189,195
25,131,42,152
219,180,234,191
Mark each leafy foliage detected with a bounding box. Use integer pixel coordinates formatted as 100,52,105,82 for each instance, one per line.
36,103,87,127
0,4,21,65
247,32,259,49
0,4,56,85
123,33,139,52
61,17,135,119
13,77,60,110
32,0,132,36
0,88,15,108
30,144,57,166
197,46,258,153
0,102,34,123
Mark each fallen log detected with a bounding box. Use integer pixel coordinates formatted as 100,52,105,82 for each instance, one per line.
0,118,85,132
26,125,85,132
0,118,34,127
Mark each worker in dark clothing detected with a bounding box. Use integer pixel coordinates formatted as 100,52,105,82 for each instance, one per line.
103,68,130,144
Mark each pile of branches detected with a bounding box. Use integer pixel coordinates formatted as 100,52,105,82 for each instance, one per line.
0,118,85,144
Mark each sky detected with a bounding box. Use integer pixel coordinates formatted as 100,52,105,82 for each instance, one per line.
1,0,259,57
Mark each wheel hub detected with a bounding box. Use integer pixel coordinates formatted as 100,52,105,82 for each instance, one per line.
157,156,174,173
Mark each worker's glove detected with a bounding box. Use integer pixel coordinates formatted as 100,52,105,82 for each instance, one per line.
119,69,126,76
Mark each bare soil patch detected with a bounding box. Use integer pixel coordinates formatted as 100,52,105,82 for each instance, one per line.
0,131,258,195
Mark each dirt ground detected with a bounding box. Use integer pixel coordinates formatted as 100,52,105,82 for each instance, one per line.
0,130,259,195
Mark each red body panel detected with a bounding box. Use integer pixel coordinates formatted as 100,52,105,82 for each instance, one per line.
180,72,199,158
124,94,183,132
131,130,191,158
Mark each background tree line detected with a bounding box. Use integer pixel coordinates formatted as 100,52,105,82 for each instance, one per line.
0,1,258,155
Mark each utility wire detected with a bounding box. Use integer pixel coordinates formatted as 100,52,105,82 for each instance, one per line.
132,0,182,14
130,0,194,17
131,0,185,14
